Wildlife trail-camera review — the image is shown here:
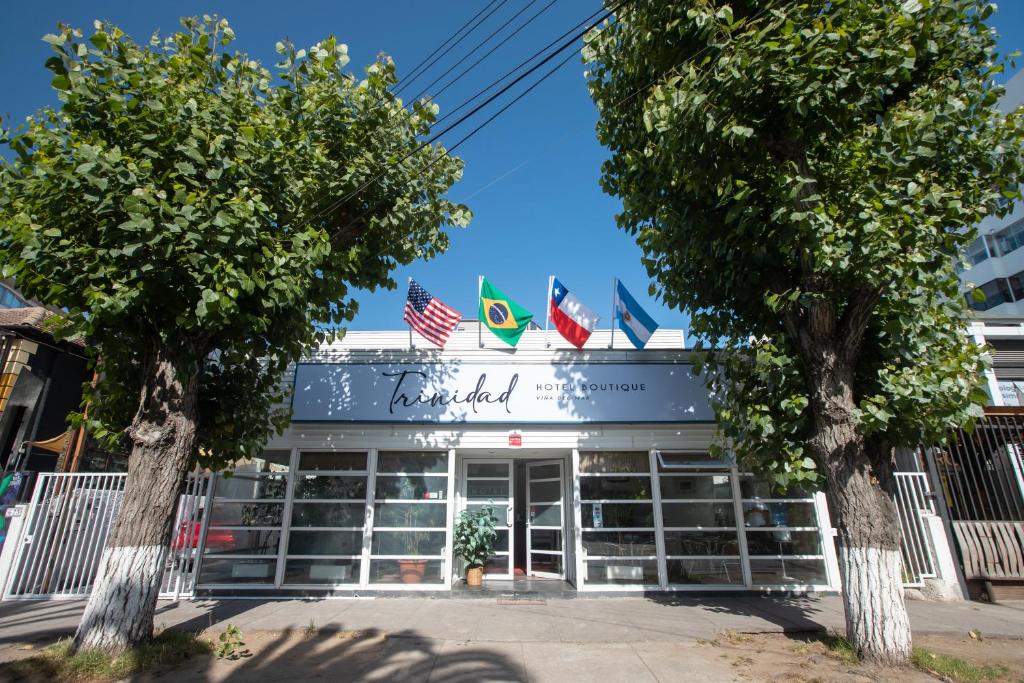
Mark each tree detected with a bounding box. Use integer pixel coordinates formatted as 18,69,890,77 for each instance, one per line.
0,17,469,654
585,0,1023,664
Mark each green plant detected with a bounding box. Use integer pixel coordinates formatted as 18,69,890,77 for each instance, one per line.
453,503,498,569
584,0,1023,664
215,624,247,660
911,647,1009,682
0,14,469,654
0,631,211,682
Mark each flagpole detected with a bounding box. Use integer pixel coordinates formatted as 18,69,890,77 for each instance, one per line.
407,277,414,350
477,275,484,349
544,275,553,349
610,277,617,350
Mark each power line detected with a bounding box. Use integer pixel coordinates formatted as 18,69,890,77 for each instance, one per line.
393,0,505,95
431,4,607,128
317,1,626,229
324,1,780,250
409,0,551,104
393,0,512,97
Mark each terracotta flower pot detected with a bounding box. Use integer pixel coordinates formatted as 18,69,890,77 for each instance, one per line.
398,559,427,584
466,565,484,587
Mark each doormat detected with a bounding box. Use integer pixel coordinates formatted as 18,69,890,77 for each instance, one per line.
497,593,546,605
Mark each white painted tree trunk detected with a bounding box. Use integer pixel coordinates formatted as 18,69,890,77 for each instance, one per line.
837,544,912,664
72,347,199,655
74,545,169,652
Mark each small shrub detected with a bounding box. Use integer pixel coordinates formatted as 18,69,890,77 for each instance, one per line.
303,620,318,639
215,624,248,660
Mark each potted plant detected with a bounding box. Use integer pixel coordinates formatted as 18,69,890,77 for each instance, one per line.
453,503,498,587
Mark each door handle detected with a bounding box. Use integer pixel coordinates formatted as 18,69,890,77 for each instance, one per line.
507,505,513,527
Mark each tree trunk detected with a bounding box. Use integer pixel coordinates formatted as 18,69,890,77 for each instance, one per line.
805,347,912,665
72,347,199,655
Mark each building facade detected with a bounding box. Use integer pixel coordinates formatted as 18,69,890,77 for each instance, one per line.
959,69,1024,314
192,325,840,595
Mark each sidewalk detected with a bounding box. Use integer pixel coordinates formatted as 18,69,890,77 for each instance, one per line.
1,596,1022,681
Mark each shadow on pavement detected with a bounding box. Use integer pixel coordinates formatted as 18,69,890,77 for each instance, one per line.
187,626,523,682
643,593,834,634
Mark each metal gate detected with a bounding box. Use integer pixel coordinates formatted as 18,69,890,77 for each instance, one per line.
2,471,211,600
927,409,1024,588
894,472,938,587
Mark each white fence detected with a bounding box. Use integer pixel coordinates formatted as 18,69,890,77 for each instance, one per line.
894,472,939,587
2,471,211,600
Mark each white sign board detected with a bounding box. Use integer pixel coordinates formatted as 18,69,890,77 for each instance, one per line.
999,380,1024,406
292,362,713,423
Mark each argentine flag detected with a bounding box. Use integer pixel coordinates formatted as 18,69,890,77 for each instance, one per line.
614,279,659,349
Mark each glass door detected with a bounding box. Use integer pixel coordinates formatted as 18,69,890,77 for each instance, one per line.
462,459,514,580
527,460,565,579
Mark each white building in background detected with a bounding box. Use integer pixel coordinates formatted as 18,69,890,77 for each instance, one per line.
959,69,1024,313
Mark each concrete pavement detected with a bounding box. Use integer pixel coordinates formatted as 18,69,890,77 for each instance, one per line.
0,596,1022,681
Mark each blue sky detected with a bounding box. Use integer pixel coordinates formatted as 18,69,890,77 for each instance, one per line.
3,2,1023,335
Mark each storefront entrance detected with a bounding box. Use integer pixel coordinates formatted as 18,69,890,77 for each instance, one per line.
458,452,570,583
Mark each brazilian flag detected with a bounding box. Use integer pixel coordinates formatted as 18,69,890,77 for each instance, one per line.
479,277,533,347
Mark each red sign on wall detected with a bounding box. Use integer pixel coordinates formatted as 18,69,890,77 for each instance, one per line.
508,433,522,447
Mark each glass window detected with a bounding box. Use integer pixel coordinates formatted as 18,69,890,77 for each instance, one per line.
371,530,446,556
657,451,729,470
282,451,371,587
663,530,739,556
374,502,447,527
579,451,650,473
294,475,367,500
288,529,362,556
660,474,732,499
584,559,658,585
298,451,367,471
741,473,826,587
370,451,450,586
208,502,283,527
529,503,562,526
662,502,735,527
284,559,359,585
579,451,656,587
198,558,276,585
582,531,657,557
376,475,448,500
995,218,1024,257
580,477,650,500
467,463,509,477
749,558,827,585
529,480,561,502
582,503,653,528
290,503,365,528
742,501,817,528
967,278,1014,311
666,558,742,585
369,559,445,584
203,530,281,556
377,451,448,473
745,529,821,556
213,474,287,500
1009,269,1024,302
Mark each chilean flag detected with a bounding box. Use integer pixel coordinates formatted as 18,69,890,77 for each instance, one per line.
550,277,600,349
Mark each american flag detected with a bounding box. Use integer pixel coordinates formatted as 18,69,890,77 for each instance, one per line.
404,279,462,348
